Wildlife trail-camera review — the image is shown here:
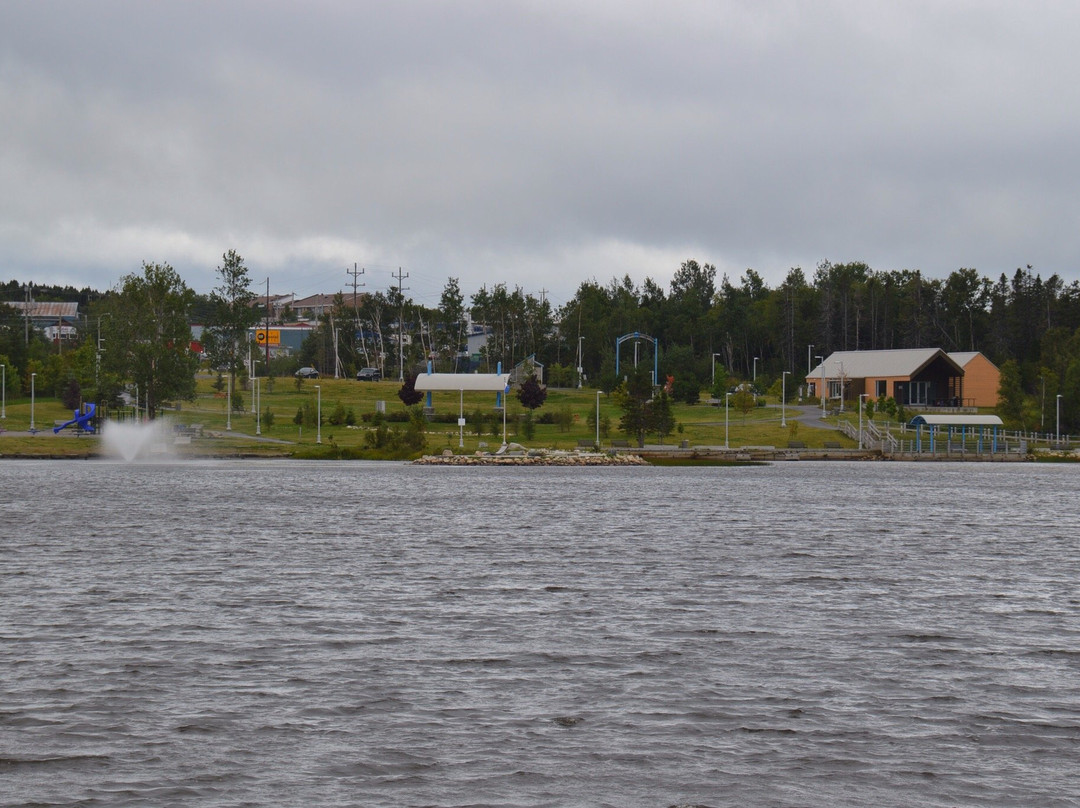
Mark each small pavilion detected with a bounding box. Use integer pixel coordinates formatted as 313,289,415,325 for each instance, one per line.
414,371,511,448
908,413,1005,453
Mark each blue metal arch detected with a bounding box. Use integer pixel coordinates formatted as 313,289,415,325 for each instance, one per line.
615,332,659,384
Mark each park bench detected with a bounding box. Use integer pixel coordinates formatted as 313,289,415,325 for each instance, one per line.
611,439,630,448
824,441,842,450
787,440,806,449
577,439,597,448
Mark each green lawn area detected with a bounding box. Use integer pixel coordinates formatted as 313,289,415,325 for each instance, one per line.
2,375,892,457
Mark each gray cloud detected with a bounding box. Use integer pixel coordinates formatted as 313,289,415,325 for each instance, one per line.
3,1,1079,307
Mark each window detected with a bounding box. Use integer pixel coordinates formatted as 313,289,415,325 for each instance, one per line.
875,380,886,397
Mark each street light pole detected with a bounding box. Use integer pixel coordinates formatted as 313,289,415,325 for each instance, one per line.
1057,394,1062,445
1039,375,1046,431
315,385,322,444
859,393,869,450
838,361,845,414
577,337,584,389
1,363,5,420
595,389,601,447
807,344,813,375
753,357,759,385
818,356,825,417
724,391,731,449
30,372,36,434
781,371,790,427
226,374,232,431
712,353,723,387
255,377,261,436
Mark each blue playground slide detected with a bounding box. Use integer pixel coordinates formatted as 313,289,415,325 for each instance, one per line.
53,402,97,434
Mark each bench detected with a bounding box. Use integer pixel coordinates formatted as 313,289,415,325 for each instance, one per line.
787,440,806,449
824,441,843,450
611,440,630,448
577,439,597,448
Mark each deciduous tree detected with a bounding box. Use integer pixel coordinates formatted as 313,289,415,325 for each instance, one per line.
100,261,198,418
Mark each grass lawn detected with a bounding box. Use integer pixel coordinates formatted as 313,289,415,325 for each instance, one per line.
2,374,896,458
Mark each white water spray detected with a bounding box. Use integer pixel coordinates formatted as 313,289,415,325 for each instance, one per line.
101,419,175,461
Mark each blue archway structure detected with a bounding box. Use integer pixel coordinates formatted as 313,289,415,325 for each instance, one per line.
908,413,1004,453
615,332,659,384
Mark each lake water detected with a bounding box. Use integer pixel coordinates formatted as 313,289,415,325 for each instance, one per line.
3,459,1079,807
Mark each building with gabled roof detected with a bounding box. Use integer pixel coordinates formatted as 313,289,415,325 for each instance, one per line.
806,348,968,409
947,352,1000,407
291,293,339,319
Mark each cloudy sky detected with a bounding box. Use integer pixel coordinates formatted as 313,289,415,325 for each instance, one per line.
3,1,1080,310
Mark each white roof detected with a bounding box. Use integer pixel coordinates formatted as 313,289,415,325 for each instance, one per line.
808,348,960,379
414,372,510,392
909,414,1004,427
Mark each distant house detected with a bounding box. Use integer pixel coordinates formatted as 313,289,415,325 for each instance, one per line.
947,352,1001,408
250,293,294,320
291,293,340,320
4,300,80,336
806,348,970,408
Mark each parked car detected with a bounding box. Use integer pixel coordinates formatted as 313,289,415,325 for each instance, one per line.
295,367,320,379
356,367,382,381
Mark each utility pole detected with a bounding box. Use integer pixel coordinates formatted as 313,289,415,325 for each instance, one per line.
347,263,366,370
392,267,409,382
265,277,271,374
347,263,366,310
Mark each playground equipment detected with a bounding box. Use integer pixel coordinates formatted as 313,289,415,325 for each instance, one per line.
53,403,97,434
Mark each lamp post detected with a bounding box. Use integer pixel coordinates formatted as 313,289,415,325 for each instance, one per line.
753,357,759,385
712,353,723,386
255,377,261,436
818,355,825,417
502,385,508,448
576,337,585,389
595,389,601,447
315,385,322,444
1056,394,1062,445
781,370,790,427
859,393,869,450
30,372,36,434
1039,375,1046,431
724,391,731,449
1,363,5,420
226,373,232,431
838,361,845,414
807,344,814,375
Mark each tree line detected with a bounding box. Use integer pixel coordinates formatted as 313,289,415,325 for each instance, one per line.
4,256,1080,430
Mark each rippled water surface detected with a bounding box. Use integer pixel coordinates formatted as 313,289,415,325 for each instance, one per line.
3,459,1080,807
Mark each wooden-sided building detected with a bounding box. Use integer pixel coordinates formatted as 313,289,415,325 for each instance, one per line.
807,348,977,409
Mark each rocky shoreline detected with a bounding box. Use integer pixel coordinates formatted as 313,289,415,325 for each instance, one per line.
413,451,650,466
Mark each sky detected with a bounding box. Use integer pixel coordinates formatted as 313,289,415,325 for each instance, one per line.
3,1,1080,311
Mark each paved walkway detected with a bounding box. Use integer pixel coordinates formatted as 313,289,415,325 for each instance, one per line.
696,403,840,432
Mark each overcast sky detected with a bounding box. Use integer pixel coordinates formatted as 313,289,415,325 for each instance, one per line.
3,1,1080,310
